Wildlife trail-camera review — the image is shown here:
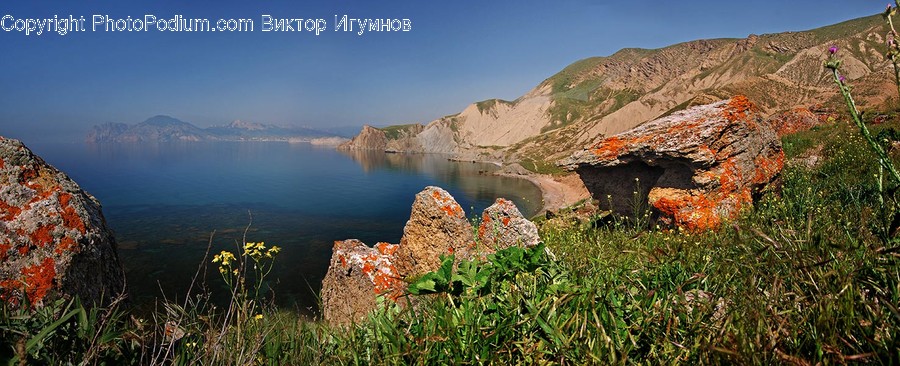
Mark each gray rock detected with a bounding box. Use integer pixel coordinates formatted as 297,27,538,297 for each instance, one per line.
0,137,126,307
478,198,540,251
320,239,403,325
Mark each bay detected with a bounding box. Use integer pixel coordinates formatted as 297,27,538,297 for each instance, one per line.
26,141,542,313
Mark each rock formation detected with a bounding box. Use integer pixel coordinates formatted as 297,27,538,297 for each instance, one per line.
321,186,540,326
394,187,476,278
560,96,783,231
0,137,126,307
478,198,540,251
337,125,388,151
320,240,404,324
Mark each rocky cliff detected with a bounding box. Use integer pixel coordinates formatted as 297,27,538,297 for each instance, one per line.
346,15,892,165
0,137,126,307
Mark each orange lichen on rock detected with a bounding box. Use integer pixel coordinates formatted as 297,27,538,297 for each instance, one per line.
55,237,78,255
20,258,56,304
721,95,752,122
0,137,126,308
592,136,627,159
59,193,86,234
564,95,783,232
0,200,22,221
753,152,784,184
653,194,721,232
332,240,404,300
375,242,398,256
431,190,464,217
0,243,10,261
30,225,54,248
478,212,492,238
717,158,742,192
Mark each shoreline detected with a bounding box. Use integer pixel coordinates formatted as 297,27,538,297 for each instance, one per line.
495,171,590,215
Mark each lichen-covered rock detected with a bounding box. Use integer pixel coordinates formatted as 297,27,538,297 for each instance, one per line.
0,137,126,307
394,186,476,278
560,96,783,231
322,186,540,326
765,107,831,137
320,239,403,325
478,198,539,251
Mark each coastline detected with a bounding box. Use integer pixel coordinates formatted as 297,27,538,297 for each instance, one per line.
495,171,590,215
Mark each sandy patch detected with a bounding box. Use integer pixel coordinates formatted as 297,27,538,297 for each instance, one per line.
498,172,590,214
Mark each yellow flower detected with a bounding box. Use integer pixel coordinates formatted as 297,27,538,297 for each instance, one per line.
253,314,264,320
265,246,281,258
212,251,236,267
244,242,269,259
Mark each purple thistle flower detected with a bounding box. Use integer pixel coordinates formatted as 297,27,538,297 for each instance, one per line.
839,75,846,83
828,45,838,54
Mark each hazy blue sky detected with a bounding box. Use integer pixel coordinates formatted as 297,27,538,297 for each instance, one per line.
0,1,881,141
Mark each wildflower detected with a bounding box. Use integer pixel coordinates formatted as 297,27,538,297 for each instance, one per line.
212,251,236,267
839,75,846,83
265,245,281,258
828,45,838,54
254,314,264,320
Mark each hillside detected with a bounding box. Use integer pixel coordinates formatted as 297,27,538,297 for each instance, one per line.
86,116,337,143
345,15,895,167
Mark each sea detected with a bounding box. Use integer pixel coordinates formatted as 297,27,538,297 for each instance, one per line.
25,141,543,313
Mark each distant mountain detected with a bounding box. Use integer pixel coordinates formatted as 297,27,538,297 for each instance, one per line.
86,116,336,143
343,14,895,164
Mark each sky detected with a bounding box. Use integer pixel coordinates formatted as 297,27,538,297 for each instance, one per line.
0,1,882,142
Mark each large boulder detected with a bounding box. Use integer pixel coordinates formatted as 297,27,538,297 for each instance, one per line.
394,186,476,278
560,96,783,231
321,186,539,326
320,240,403,325
0,137,126,307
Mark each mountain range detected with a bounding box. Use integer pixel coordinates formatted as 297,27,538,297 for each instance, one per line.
86,115,339,143
340,14,896,168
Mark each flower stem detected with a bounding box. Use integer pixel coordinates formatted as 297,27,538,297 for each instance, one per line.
831,68,900,183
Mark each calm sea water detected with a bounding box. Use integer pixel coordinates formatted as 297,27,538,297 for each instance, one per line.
26,141,542,312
